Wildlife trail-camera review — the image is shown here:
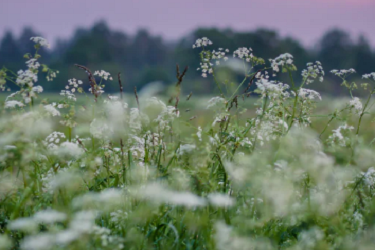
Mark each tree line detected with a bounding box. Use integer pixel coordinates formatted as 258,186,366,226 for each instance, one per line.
1,20,374,95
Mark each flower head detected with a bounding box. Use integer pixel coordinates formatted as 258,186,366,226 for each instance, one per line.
30,36,50,48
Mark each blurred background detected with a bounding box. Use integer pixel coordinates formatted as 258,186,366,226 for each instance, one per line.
0,0,374,95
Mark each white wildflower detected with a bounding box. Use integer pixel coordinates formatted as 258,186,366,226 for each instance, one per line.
55,230,79,245
297,227,324,249
110,210,128,223
21,234,55,250
54,142,84,158
137,183,206,207
363,167,375,188
197,126,202,141
129,108,149,132
26,59,40,70
8,217,38,232
207,96,226,109
301,61,325,84
233,47,253,60
97,188,123,203
5,100,25,109
298,88,322,100
255,78,290,98
32,85,43,93
69,211,97,233
362,72,375,80
16,69,37,87
328,124,354,146
352,211,364,229
94,70,111,80
331,68,356,78
192,37,212,48
46,170,81,192
44,131,66,149
90,119,111,139
44,104,61,116
349,97,363,115
65,78,83,92
207,193,235,207
60,90,77,101
178,144,196,155
270,53,294,73
214,222,267,250
30,36,50,48
33,209,67,224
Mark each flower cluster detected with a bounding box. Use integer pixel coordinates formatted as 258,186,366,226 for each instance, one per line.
91,226,124,249
362,72,375,81
255,78,290,99
298,88,322,101
110,210,128,227
4,100,25,109
233,47,253,61
211,48,229,65
54,141,84,158
65,78,83,93
327,124,354,146
331,68,356,78
363,167,375,188
349,97,363,115
44,132,66,149
192,37,212,48
88,85,105,95
44,104,61,116
197,61,213,78
270,53,294,73
60,90,77,101
94,70,112,81
46,70,59,82
301,61,325,84
207,96,227,109
30,37,50,48
16,69,38,87
32,85,43,93
26,59,40,70
178,144,196,155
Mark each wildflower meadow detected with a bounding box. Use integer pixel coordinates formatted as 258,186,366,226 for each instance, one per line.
1,36,375,250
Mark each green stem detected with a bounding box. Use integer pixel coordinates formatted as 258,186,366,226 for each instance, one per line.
212,72,224,97
319,106,348,138
228,76,248,101
288,69,295,89
356,90,373,135
289,94,299,130
288,70,308,130
319,116,335,138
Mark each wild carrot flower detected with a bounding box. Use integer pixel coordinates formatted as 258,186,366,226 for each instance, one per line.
30,36,50,48
44,104,61,116
349,97,363,115
192,37,212,48
5,100,25,109
94,70,112,80
362,72,375,80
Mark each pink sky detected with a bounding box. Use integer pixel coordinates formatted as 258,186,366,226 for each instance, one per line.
1,0,374,47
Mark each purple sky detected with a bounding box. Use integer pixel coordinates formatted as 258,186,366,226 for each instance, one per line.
1,0,375,47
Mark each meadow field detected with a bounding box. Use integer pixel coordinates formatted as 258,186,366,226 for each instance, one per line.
1,36,375,250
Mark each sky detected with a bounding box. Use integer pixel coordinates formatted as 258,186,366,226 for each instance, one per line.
1,0,375,47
